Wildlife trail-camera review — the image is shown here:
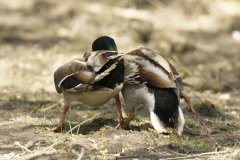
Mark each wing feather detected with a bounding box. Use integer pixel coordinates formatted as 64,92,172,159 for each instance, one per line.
123,47,177,88
86,50,122,72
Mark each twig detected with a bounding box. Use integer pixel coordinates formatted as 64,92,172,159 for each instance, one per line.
77,147,85,160
44,112,103,148
116,154,159,159
116,150,230,160
40,103,59,112
165,149,186,156
160,149,229,160
14,141,32,153
19,111,104,160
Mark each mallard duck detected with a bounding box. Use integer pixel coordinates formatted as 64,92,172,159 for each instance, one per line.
85,37,185,134
86,36,128,128
121,47,210,135
51,37,124,132
84,36,210,135
122,83,185,135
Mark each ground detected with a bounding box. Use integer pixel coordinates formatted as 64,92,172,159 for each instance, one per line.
0,0,240,159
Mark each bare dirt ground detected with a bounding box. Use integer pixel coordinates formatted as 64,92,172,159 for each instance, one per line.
0,0,240,159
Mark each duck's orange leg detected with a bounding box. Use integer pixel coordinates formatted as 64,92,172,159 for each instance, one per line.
51,104,69,132
115,95,124,129
181,91,196,114
122,111,135,130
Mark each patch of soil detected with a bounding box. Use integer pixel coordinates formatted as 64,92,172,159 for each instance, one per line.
1,0,240,159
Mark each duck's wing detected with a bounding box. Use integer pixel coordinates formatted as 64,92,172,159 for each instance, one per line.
55,51,124,94
86,50,122,72
123,47,177,88
85,50,125,88
54,59,96,93
64,83,111,93
123,61,142,84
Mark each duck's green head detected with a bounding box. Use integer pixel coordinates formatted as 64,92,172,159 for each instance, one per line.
92,36,117,51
